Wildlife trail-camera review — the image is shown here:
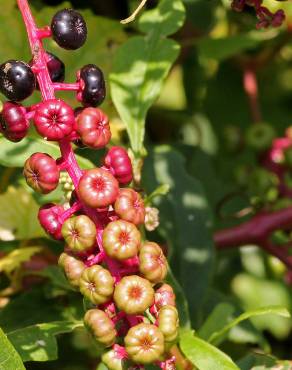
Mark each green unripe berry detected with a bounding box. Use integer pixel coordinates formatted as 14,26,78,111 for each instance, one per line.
101,349,127,370
139,242,167,284
84,309,116,347
79,265,114,305
245,122,276,151
58,252,85,288
157,305,179,342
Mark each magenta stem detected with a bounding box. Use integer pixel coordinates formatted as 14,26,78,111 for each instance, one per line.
36,26,52,39
54,82,80,91
59,202,82,224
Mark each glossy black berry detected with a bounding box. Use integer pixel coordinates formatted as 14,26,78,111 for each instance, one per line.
51,9,87,50
46,52,65,82
0,60,36,101
78,64,106,107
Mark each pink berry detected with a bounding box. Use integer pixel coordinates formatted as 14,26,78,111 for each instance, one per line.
104,146,133,184
0,101,29,142
33,99,74,141
114,188,145,225
78,168,119,208
38,203,64,240
23,153,60,194
76,107,111,149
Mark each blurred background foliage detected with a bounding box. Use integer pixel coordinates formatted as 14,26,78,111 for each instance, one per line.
2,0,292,369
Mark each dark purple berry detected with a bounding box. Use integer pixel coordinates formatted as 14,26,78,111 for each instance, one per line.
77,64,105,107
0,60,36,101
46,52,65,83
51,9,87,50
0,101,29,142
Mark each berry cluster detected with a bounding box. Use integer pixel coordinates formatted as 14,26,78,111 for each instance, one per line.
231,0,285,29
0,1,179,368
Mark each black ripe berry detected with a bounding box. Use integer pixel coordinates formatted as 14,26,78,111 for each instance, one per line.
51,9,87,50
46,52,65,82
0,60,36,101
78,64,106,107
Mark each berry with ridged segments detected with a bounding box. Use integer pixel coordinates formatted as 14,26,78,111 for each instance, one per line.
38,203,64,240
0,101,29,142
76,107,111,149
77,64,105,107
114,188,145,225
114,275,154,315
23,153,60,194
157,305,179,342
155,284,176,310
84,309,117,347
101,349,126,370
51,9,87,50
139,242,167,284
102,220,141,261
125,323,164,364
58,252,85,288
61,215,96,254
34,99,75,141
79,265,114,305
104,146,133,185
0,60,35,101
78,168,119,208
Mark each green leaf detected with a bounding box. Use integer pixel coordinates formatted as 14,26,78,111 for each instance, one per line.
110,0,185,155
208,306,290,345
180,331,240,370
0,136,93,169
7,321,82,362
0,247,42,275
0,327,25,370
37,266,75,292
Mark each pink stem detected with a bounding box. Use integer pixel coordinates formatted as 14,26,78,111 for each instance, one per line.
54,82,80,91
36,26,52,39
243,68,262,123
58,202,82,224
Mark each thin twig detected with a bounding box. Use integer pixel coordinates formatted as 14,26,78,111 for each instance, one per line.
121,0,148,24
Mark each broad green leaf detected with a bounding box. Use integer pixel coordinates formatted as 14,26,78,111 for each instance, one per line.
0,327,25,370
209,306,290,345
143,146,215,326
0,186,44,240
0,136,93,169
7,321,82,362
0,247,42,275
37,266,75,292
180,331,240,370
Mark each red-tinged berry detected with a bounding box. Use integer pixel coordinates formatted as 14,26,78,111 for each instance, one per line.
34,99,74,141
58,252,85,288
61,215,96,254
78,168,119,208
114,275,154,315
0,101,29,142
157,305,179,342
0,60,36,101
102,220,141,261
114,188,145,225
104,146,133,184
79,265,114,305
38,203,64,240
155,284,176,310
76,107,111,149
84,309,116,347
125,323,164,364
101,349,126,370
139,242,167,284
23,153,60,194
51,9,87,50
77,64,105,107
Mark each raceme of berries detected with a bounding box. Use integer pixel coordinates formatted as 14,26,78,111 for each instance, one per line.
23,153,60,194
113,275,155,315
0,101,29,142
38,203,64,240
76,107,111,148
58,252,85,288
61,215,97,254
104,146,133,184
5,1,179,368
78,168,119,208
79,265,114,305
0,60,36,101
84,309,117,347
51,9,87,50
33,99,75,141
114,188,145,225
102,220,141,260
125,323,165,364
138,242,167,284
77,64,106,107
